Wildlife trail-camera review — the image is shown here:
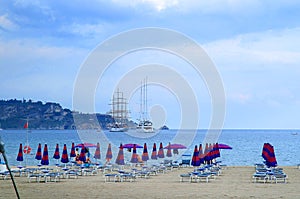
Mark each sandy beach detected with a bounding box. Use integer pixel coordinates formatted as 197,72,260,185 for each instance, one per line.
1,165,299,199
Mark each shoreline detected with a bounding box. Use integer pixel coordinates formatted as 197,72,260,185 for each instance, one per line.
1,166,299,198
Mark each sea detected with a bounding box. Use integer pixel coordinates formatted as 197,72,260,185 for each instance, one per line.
0,129,299,167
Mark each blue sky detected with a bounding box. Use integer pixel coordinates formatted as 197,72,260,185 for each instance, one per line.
1,0,300,129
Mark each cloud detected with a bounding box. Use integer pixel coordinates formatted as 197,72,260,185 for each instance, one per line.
0,14,18,31
60,23,106,38
204,27,300,71
112,0,179,11
202,27,300,122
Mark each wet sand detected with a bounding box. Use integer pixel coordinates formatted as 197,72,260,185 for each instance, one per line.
1,166,299,199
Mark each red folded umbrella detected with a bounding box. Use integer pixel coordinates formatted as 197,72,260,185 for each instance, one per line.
94,142,101,160
116,144,125,165
106,143,112,162
158,142,164,158
151,143,157,160
142,143,149,162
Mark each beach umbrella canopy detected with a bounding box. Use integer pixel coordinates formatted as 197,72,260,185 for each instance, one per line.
16,143,23,162
41,144,49,166
191,145,200,167
35,143,42,160
158,142,165,158
151,143,157,160
166,143,172,157
70,142,76,158
164,143,187,149
106,143,112,162
142,143,149,162
94,142,101,160
262,143,277,167
130,144,138,163
75,143,97,148
218,143,233,150
79,145,86,162
198,144,205,165
61,144,69,164
123,143,143,149
53,143,60,160
115,144,125,165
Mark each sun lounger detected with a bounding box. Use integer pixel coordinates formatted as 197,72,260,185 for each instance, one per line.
65,170,79,179
0,170,10,180
28,173,43,182
190,172,210,183
104,173,119,182
179,173,191,182
197,173,211,183
0,165,10,180
119,173,136,182
28,172,61,183
252,172,268,183
137,170,150,178
273,173,287,183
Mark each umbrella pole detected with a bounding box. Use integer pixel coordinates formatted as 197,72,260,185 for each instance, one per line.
0,141,20,199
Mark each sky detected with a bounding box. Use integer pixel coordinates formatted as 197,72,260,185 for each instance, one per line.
1,0,300,129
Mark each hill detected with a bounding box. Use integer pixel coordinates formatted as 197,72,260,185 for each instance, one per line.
0,99,115,130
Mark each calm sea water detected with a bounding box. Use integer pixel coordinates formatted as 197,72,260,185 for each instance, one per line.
0,129,299,166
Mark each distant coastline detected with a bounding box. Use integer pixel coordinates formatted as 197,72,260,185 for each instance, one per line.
0,99,127,130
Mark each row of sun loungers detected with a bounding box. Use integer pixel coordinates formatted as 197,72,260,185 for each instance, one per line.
103,163,178,183
252,163,288,183
1,159,182,184
179,163,223,183
0,162,102,183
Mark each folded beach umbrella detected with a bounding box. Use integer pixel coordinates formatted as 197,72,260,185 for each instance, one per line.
166,143,172,157
191,145,200,167
206,143,214,164
262,143,277,167
198,144,205,165
142,143,149,162
53,143,60,160
79,145,86,163
204,143,210,164
41,144,49,166
35,143,42,160
151,143,157,160
214,143,221,159
70,142,76,158
130,144,138,163
16,143,23,162
106,143,112,162
158,142,165,158
61,144,69,164
94,142,101,160
116,143,125,165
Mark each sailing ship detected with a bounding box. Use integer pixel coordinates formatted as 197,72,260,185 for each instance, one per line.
108,89,129,132
136,78,155,133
